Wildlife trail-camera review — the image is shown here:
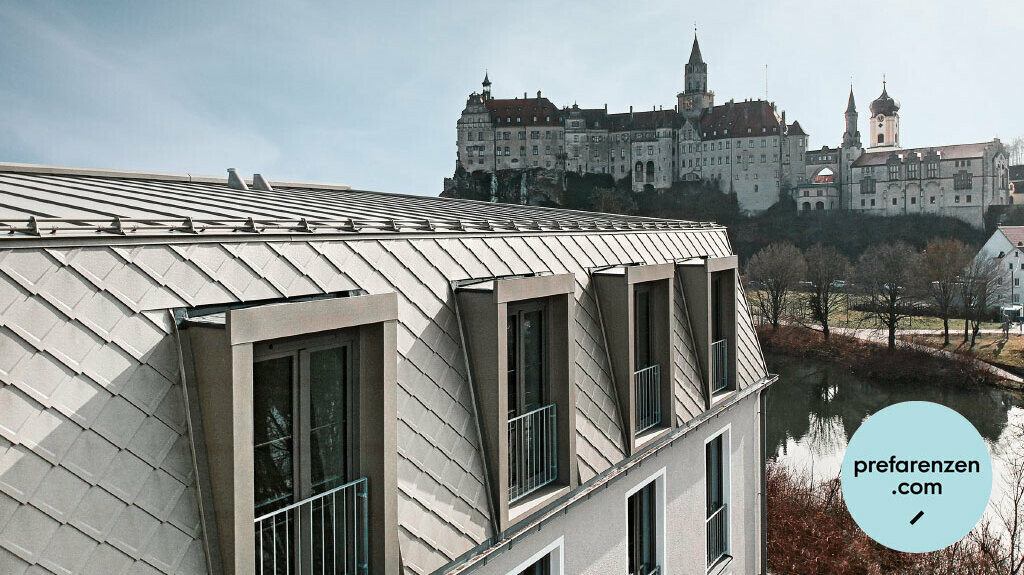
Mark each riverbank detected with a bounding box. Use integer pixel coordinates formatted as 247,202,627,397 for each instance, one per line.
767,461,1005,575
757,325,1005,389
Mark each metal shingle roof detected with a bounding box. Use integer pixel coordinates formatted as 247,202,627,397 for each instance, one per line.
0,163,717,239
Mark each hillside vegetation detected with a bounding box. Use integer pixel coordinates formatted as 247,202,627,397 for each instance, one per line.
442,166,996,261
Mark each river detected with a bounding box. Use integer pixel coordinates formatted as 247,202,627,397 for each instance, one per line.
765,352,1024,517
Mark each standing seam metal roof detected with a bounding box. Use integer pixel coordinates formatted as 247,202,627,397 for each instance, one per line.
0,164,719,239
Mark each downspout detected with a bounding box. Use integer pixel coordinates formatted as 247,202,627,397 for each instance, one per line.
759,384,771,575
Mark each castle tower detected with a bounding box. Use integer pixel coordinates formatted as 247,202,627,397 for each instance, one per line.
869,80,900,149
843,86,861,148
840,86,865,210
481,71,491,100
678,35,713,119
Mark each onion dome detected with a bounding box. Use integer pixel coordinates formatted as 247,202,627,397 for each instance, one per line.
869,82,899,116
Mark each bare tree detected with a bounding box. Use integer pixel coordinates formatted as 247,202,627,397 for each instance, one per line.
961,257,1001,347
804,244,850,341
1007,136,1024,167
915,238,973,345
746,242,807,330
855,242,919,350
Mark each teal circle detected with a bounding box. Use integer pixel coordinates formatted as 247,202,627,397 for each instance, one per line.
840,401,992,553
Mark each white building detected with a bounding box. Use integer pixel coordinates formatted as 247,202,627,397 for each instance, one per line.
0,162,776,575
975,226,1024,307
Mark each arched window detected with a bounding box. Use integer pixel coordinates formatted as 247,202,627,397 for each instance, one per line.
802,202,811,211
635,161,644,182
877,134,884,144
646,161,655,181
815,201,825,210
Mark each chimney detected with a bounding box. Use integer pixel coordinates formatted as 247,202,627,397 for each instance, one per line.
253,173,274,191
537,90,542,99
524,91,527,99
227,168,248,191
604,103,608,112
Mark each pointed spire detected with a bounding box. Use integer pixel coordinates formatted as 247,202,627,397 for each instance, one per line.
482,70,491,87
846,85,856,114
688,35,704,65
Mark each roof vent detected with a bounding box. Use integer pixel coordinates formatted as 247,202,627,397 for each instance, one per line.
227,168,248,191
252,173,274,191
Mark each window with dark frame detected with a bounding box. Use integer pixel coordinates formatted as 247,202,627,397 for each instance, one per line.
516,555,551,575
706,434,728,566
634,286,652,370
628,482,658,575
253,332,355,518
253,332,357,573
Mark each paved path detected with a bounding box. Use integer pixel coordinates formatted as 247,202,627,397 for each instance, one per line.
831,326,1024,387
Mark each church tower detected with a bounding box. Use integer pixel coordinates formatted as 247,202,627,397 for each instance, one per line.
869,80,900,149
678,35,713,119
840,86,865,210
842,86,861,148
481,71,492,100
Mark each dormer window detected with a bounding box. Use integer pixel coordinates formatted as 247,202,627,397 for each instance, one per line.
677,257,738,402
184,293,400,574
594,264,675,451
456,274,578,530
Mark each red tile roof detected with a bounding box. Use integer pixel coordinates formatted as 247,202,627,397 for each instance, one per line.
700,100,781,141
1000,227,1024,248
486,97,561,126
852,142,995,167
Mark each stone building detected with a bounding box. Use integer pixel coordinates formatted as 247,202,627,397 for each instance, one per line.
795,82,1013,227
455,36,809,214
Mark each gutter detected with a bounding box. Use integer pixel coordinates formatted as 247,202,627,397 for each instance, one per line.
436,372,779,575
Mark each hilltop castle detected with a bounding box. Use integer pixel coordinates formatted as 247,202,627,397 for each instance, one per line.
456,36,809,213
456,36,1013,226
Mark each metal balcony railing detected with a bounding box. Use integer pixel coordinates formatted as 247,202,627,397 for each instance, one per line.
706,503,729,567
711,339,728,394
508,403,558,503
634,364,661,433
255,477,368,575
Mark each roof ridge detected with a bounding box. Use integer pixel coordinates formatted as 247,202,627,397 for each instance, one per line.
0,161,352,191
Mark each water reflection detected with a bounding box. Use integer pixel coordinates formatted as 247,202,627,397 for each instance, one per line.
765,353,1023,479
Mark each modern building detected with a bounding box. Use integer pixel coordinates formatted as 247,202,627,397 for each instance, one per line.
795,82,1013,227
456,36,809,215
0,162,776,575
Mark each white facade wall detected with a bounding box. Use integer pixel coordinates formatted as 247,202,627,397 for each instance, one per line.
976,231,1023,307
471,394,762,575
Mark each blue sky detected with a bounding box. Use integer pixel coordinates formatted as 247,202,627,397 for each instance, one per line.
1,1,1020,195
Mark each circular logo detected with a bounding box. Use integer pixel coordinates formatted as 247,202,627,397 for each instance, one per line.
840,401,992,553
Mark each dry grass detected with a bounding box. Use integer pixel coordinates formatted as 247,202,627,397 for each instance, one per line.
901,332,1024,371
758,325,999,388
